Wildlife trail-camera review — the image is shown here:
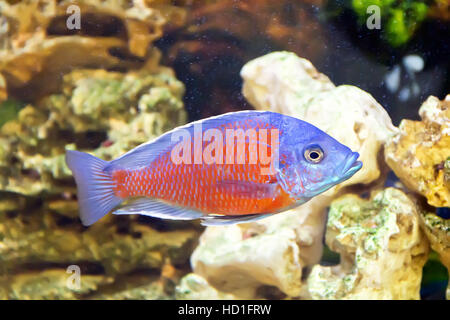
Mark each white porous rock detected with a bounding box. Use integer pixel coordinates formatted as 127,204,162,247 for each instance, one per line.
187,52,397,299
241,51,397,189
190,192,337,298
175,273,240,300
384,95,450,207
190,213,302,298
419,212,450,300
307,188,429,300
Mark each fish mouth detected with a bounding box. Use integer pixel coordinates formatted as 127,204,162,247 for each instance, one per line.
339,152,362,179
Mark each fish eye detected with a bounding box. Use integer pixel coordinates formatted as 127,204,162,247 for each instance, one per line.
304,146,324,164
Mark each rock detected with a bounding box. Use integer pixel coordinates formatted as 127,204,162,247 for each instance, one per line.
348,0,428,47
0,65,186,197
0,74,6,101
190,215,303,298
307,188,429,300
89,274,173,300
189,195,336,298
0,269,112,300
385,95,450,207
241,51,397,190
157,0,330,120
176,274,239,300
0,268,178,300
419,212,450,299
0,208,198,275
242,51,334,113
429,0,450,21
185,52,396,299
0,0,186,101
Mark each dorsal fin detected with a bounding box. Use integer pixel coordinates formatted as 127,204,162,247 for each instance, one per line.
113,198,203,220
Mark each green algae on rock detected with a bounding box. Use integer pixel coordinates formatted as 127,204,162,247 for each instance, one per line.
183,194,340,299
0,269,113,300
179,51,398,300
0,268,178,300
88,273,174,300
241,51,396,190
0,197,199,299
307,188,429,300
0,65,186,197
0,51,196,300
352,0,429,47
176,273,238,300
384,95,450,208
419,212,450,299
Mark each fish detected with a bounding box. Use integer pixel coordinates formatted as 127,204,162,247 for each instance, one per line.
66,110,362,226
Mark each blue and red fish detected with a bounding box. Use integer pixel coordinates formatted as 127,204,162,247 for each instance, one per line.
66,111,362,226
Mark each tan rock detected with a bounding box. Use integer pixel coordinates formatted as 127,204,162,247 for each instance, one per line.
385,95,450,207
0,0,197,300
0,269,112,300
307,188,429,300
187,190,334,299
419,212,450,299
190,216,302,298
0,0,186,100
0,66,186,196
0,208,198,274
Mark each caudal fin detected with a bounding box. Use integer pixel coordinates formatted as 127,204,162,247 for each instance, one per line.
66,150,122,226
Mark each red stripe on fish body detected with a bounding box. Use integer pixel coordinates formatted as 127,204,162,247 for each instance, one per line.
113,163,295,215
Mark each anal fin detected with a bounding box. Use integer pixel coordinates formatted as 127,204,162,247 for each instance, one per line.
113,198,203,220
113,198,275,226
